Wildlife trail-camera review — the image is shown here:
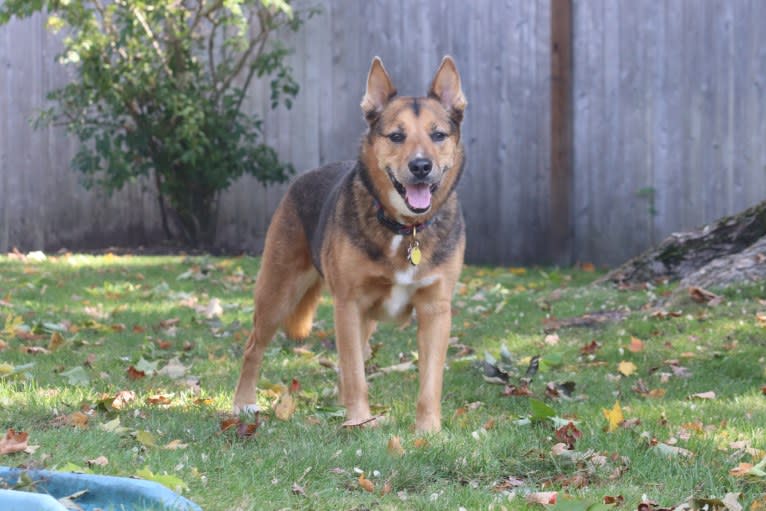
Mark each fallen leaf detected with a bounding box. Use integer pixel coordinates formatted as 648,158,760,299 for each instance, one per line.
358,473,375,493
134,467,188,493
628,336,645,353
730,463,754,477
111,390,136,410
722,493,743,511
68,411,89,429
164,439,188,450
653,443,693,458
580,340,601,355
49,332,66,351
603,495,625,505
274,393,296,421
203,298,223,319
617,361,637,376
530,398,556,421
126,365,146,380
158,318,180,329
236,420,259,439
146,394,173,406
0,428,28,455
690,391,716,400
555,421,582,449
87,455,109,467
688,286,721,305
291,482,306,497
526,491,557,504
503,381,533,397
220,417,240,433
60,366,90,385
135,430,158,448
602,401,624,432
157,357,188,379
387,436,405,457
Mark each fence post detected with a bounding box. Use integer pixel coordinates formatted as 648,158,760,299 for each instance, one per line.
549,0,573,265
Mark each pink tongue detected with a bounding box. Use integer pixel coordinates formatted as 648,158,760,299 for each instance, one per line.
405,183,432,209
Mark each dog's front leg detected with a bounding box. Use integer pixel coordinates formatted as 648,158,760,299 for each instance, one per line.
413,297,452,432
334,300,373,425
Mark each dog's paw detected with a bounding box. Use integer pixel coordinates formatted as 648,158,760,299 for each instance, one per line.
233,403,261,416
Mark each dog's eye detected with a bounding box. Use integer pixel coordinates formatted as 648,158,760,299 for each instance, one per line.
430,131,448,142
387,132,406,144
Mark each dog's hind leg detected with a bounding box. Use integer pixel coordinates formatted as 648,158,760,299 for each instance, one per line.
233,202,318,413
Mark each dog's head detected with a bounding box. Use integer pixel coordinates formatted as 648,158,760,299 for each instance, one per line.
360,56,467,221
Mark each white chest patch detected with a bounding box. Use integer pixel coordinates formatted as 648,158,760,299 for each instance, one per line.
383,267,439,318
389,235,403,256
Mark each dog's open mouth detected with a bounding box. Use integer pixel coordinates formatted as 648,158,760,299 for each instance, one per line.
388,172,438,213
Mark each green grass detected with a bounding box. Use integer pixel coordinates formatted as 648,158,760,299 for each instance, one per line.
0,254,765,510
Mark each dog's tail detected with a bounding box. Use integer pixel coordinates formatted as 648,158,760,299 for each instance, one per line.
282,279,322,340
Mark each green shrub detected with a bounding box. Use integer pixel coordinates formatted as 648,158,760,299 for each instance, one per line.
1,0,317,245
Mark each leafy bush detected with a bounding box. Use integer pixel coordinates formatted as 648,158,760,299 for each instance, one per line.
1,0,316,245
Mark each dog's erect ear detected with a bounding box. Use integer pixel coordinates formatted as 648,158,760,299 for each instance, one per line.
428,56,467,122
361,57,397,123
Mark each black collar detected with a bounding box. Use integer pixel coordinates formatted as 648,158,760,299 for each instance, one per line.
375,203,434,235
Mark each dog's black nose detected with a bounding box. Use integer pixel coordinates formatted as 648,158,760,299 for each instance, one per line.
408,158,433,178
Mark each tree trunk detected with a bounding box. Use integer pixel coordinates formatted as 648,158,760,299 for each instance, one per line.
599,199,766,286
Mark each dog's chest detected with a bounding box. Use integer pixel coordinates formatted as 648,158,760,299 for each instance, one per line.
379,266,438,320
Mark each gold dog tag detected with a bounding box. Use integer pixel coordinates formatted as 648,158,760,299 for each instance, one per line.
407,226,421,266
407,242,422,266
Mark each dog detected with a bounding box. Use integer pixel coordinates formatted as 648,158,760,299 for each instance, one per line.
233,56,467,432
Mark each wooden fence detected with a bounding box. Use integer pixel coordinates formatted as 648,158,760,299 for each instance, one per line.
1,0,765,266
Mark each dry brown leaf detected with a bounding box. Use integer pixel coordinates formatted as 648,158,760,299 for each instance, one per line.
219,417,240,432
87,455,109,467
68,411,89,429
387,436,405,457
0,428,29,455
126,365,146,380
730,463,754,477
158,317,180,329
48,332,66,351
146,394,173,406
112,390,136,410
164,439,188,450
358,473,375,493
274,393,296,421
689,286,721,305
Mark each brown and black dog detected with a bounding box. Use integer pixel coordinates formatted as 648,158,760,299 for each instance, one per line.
233,56,467,432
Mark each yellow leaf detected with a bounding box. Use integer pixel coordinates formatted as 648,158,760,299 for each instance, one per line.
0,363,14,376
617,361,637,376
274,393,296,421
602,401,624,432
358,473,375,493
509,267,527,276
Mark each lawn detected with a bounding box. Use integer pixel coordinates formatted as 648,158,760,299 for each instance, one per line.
0,253,764,510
